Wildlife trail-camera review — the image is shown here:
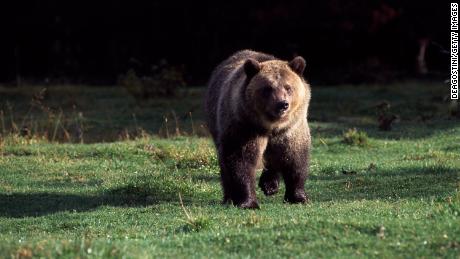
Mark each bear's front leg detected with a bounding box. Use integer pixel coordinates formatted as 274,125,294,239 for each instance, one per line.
218,135,267,209
282,158,309,204
266,128,311,204
281,142,310,204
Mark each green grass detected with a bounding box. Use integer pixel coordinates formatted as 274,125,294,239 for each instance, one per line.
0,82,459,258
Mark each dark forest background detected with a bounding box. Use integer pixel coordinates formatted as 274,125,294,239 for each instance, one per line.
0,0,450,85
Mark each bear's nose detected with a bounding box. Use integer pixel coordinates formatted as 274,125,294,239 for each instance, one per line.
276,101,289,112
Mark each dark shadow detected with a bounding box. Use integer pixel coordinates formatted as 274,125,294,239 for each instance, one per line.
308,165,459,202
1,165,457,218
33,179,104,189
308,82,459,140
310,165,455,181
0,193,102,218
0,184,211,218
443,144,460,153
310,119,459,141
2,150,36,157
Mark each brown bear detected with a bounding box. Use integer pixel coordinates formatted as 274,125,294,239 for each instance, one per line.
205,50,311,209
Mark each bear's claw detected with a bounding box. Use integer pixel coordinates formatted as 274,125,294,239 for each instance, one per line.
259,171,280,196
260,180,279,196
284,192,309,204
236,199,260,209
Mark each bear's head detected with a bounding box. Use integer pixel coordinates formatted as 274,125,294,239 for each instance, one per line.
243,56,310,126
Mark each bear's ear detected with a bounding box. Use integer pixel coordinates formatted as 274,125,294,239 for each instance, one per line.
244,58,261,78
289,56,306,76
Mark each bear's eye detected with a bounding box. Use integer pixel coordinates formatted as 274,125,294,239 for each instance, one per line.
285,85,293,95
261,87,272,96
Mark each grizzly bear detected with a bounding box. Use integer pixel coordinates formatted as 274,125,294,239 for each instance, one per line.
205,50,311,209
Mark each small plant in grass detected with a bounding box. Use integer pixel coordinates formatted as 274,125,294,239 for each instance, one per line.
181,215,212,233
178,193,212,232
342,128,369,146
244,212,264,227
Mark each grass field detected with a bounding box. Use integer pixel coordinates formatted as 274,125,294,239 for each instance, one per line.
0,82,459,258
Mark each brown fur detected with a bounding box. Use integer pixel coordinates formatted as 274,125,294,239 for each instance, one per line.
205,50,311,208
